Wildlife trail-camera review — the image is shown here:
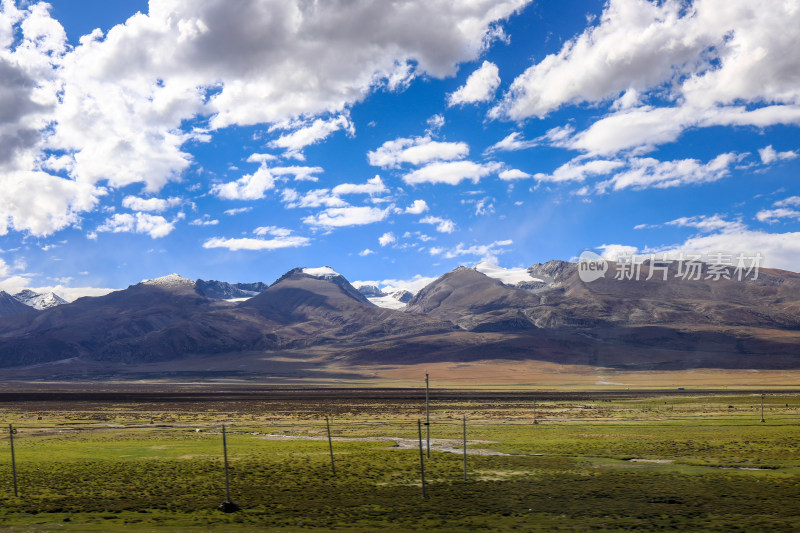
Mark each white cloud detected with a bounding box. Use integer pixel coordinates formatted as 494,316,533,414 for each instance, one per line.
0,170,103,236
425,114,445,135
403,160,501,186
535,159,624,183
595,153,741,193
663,215,745,233
189,215,219,226
368,136,469,169
269,115,354,160
269,166,324,182
597,244,639,261
303,205,390,228
203,235,310,251
355,274,438,295
246,153,278,164
404,199,429,214
498,168,531,181
223,207,253,216
490,0,800,158
379,232,396,247
253,226,294,237
755,208,800,224
281,188,347,209
332,175,388,196
664,230,800,272
358,248,375,256
420,215,456,233
759,145,798,165
638,214,745,233
484,131,537,153
95,212,177,239
447,60,500,106
439,239,513,263
122,195,182,212
1,0,528,237
211,165,275,200
774,196,800,208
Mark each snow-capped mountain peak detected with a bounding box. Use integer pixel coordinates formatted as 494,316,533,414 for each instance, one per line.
302,266,340,279
141,273,195,288
13,289,68,310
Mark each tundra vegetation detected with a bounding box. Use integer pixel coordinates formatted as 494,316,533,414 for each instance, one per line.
1,390,799,531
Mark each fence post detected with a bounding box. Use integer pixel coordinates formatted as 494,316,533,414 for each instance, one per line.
425,373,430,458
325,416,336,476
462,414,467,481
218,424,239,512
417,419,427,498
8,424,18,497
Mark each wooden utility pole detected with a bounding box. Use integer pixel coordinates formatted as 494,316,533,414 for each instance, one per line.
533,399,538,425
462,414,467,481
8,424,17,497
761,393,766,423
325,416,336,476
417,419,427,498
425,372,430,458
219,424,239,512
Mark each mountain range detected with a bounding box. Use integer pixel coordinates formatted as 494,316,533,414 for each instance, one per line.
1,261,799,378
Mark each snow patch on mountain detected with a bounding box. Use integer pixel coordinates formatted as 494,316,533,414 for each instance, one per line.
367,290,414,309
141,273,195,288
13,289,67,310
302,266,340,279
475,262,543,286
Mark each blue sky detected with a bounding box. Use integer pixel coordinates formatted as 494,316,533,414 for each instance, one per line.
1,0,799,299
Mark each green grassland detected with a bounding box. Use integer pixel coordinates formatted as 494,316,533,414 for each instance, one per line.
1,392,799,531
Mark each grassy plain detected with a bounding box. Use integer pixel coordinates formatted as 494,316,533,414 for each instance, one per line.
1,388,799,531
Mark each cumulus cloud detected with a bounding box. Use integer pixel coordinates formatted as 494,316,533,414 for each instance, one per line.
492,0,800,156
403,160,501,186
122,196,182,212
484,131,537,153
268,115,354,160
404,199,429,214
246,153,278,164
420,215,456,233
378,232,396,247
774,196,800,208
498,168,531,180
447,60,500,106
755,208,800,224
303,205,390,228
211,165,275,200
95,212,177,239
759,145,798,165
1,0,528,237
267,166,324,182
281,188,347,209
358,248,375,256
332,175,388,196
368,136,470,169
1,170,103,236
202,235,310,251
